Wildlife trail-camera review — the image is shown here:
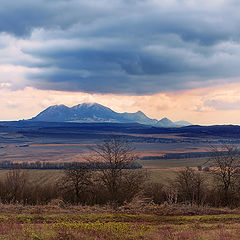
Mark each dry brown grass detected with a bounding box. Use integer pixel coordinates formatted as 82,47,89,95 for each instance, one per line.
0,200,238,216
0,202,239,239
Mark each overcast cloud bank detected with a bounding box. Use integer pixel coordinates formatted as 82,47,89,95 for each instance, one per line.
0,0,240,95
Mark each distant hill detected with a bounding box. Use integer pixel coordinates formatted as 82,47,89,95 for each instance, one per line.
30,103,191,127
156,117,177,127
174,120,192,127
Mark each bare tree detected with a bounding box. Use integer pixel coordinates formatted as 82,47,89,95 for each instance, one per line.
86,138,147,206
4,169,29,203
60,163,93,204
207,144,240,206
143,183,167,204
174,167,206,206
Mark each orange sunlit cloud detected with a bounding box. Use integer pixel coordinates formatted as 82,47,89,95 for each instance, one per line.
1,83,240,125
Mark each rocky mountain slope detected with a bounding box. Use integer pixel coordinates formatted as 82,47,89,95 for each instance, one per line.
30,103,191,127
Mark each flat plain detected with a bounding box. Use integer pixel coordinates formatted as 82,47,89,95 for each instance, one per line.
1,121,238,165
0,121,238,184
1,121,240,239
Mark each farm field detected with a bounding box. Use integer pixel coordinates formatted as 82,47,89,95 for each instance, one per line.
0,121,239,164
0,169,173,186
0,168,177,185
0,167,211,187
0,155,209,185
139,156,209,182
139,157,208,169
0,169,63,186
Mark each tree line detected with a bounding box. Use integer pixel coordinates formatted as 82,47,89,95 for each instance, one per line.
0,160,142,170
0,140,240,208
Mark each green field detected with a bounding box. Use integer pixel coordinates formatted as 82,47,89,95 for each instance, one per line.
0,156,208,185
0,169,64,186
139,157,208,169
0,168,174,185
0,212,240,239
0,168,185,185
138,157,209,183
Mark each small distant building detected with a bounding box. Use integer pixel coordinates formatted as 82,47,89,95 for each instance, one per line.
197,165,202,171
203,167,210,172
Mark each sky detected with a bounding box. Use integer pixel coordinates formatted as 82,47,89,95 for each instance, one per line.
1,0,240,125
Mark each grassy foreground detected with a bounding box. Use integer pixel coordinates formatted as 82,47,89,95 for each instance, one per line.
1,207,240,240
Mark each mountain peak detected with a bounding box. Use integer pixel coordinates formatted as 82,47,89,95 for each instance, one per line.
135,110,145,115
49,104,68,109
160,117,172,122
31,104,71,122
72,103,93,109
72,102,108,109
80,102,98,107
156,117,177,127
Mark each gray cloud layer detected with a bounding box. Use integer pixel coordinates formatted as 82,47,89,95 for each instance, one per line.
1,0,240,94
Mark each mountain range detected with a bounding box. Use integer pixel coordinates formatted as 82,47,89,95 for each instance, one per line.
30,103,192,127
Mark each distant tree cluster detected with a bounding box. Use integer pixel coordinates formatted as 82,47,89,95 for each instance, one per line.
141,151,212,160
0,159,142,170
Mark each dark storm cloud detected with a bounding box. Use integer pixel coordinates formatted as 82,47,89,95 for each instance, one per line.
2,0,240,94
0,0,109,36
